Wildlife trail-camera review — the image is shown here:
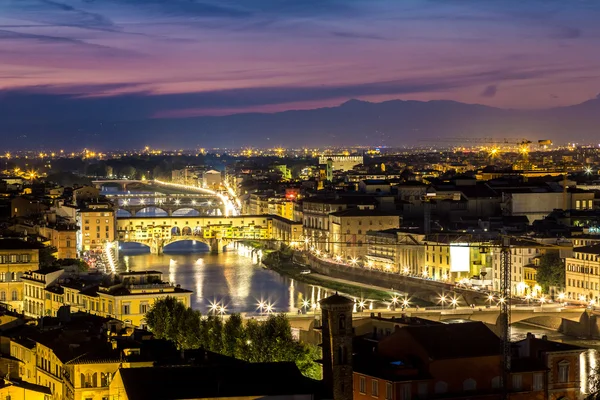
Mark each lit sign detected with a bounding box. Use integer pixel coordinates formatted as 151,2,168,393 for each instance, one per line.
450,243,470,272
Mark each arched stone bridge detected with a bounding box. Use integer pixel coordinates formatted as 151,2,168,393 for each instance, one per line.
408,307,587,333
117,215,272,254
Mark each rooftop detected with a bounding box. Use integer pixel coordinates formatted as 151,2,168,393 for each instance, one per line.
0,238,42,250
116,363,319,400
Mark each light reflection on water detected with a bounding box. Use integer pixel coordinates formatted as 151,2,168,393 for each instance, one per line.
119,242,331,314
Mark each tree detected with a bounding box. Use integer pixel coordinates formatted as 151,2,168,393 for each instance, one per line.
39,246,58,269
223,314,244,357
145,296,191,349
536,252,565,293
145,299,320,379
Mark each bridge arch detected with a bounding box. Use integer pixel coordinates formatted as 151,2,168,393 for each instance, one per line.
172,208,201,217
117,209,133,217
171,226,181,236
181,226,193,236
137,207,168,217
163,238,211,252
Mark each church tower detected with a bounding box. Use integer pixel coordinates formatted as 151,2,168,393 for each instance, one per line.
320,293,354,400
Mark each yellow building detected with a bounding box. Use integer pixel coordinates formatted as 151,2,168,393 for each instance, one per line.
565,243,600,303
5,315,157,400
0,379,51,400
76,203,116,254
329,207,401,261
270,215,302,248
24,270,192,328
0,239,40,312
38,225,78,259
22,268,65,318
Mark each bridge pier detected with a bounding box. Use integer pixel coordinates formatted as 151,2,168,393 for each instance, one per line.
150,239,164,255
209,238,223,254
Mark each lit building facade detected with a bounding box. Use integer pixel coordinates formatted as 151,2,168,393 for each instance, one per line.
565,244,600,303
76,203,116,255
0,239,40,312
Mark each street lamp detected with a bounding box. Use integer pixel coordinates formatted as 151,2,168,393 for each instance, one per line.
438,294,447,310
450,297,458,309
390,296,399,310
579,295,586,303
402,298,410,309
539,296,546,309
402,267,409,275
350,257,358,266
558,292,566,305
488,294,495,307
335,255,342,263
525,293,531,305
208,300,220,315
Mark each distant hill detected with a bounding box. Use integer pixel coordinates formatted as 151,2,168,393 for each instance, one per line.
4,97,600,149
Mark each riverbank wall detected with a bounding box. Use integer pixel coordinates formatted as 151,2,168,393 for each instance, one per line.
303,252,489,306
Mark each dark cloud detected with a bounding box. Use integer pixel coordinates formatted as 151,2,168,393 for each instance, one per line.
330,31,387,40
550,26,582,39
480,84,498,98
0,66,571,125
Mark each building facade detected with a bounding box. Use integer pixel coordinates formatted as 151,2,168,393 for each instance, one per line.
0,239,40,312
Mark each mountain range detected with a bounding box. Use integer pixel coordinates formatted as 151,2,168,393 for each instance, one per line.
4,97,600,150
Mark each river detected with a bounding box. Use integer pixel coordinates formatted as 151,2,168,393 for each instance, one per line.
118,241,334,314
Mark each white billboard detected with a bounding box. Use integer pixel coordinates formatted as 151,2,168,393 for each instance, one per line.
450,244,470,272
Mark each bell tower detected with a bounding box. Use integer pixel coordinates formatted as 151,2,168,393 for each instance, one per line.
320,293,354,400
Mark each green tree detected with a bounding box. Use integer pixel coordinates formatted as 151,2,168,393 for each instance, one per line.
223,314,244,357
145,296,189,349
536,252,565,292
145,299,320,379
39,246,58,268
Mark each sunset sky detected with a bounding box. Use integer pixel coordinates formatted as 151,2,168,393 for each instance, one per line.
2,0,600,120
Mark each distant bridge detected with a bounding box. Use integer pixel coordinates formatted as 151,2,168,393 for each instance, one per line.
117,215,272,254
110,194,223,217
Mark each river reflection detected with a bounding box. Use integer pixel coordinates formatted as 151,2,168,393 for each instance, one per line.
119,242,334,314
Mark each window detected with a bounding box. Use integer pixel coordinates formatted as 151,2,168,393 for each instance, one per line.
512,374,522,390
491,376,501,389
140,303,148,314
533,373,543,391
385,383,392,400
558,361,570,383
434,381,447,394
0,291,5,301
122,304,130,315
463,378,476,391
400,384,410,400
359,376,366,394
372,379,379,397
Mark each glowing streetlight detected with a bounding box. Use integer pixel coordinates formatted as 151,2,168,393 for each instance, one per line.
438,294,447,309
525,293,531,305
357,300,366,312
191,200,197,206
422,269,428,278
335,255,342,263
498,297,506,305
302,300,310,310
539,296,546,309
390,296,399,309
218,305,227,319
208,300,220,315
350,257,358,266
402,299,410,308
487,294,495,307
558,293,565,303
450,297,458,309
257,300,266,313
265,303,275,314
402,267,409,275
579,295,586,302
315,249,321,257
585,167,593,175
174,199,181,205
140,198,146,205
